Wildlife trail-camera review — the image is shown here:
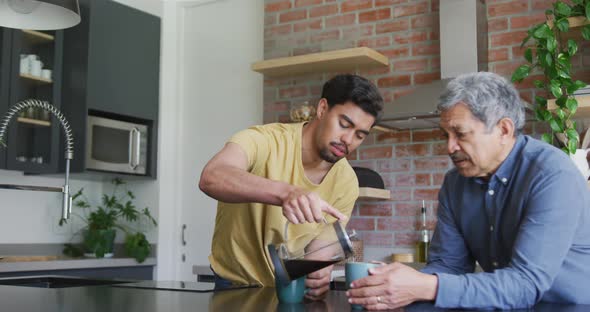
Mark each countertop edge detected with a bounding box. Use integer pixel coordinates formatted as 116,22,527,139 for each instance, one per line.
0,257,156,273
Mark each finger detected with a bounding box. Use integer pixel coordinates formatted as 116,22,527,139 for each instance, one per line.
307,194,325,223
283,204,299,224
288,198,306,224
296,196,315,223
321,203,348,221
349,274,387,288
346,285,384,299
305,274,329,288
305,284,329,300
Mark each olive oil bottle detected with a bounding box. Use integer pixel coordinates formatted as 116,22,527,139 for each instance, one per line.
416,200,430,263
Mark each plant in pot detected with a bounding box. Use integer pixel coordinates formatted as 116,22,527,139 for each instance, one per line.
60,178,157,263
511,0,590,156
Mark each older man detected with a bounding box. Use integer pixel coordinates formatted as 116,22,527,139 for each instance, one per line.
346,72,590,310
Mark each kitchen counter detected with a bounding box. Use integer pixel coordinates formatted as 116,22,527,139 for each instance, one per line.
0,283,588,311
0,256,156,273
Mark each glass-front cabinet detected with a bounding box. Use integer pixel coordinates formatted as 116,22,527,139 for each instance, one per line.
1,28,63,173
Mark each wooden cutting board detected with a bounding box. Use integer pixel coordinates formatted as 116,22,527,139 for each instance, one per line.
0,255,60,262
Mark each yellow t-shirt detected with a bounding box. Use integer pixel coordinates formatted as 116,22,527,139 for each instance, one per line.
208,122,359,286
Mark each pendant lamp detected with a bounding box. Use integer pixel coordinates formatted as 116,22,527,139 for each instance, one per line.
0,0,81,30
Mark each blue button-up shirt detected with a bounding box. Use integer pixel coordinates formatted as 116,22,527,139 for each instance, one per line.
422,135,590,309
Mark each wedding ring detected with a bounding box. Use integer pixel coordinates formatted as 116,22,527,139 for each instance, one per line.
377,296,382,303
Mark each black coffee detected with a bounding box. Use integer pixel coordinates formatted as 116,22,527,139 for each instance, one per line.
284,259,342,280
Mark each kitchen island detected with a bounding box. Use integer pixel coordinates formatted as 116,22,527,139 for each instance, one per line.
1,283,588,311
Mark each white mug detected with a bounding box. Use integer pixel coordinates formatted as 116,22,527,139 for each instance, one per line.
30,60,42,77
41,69,52,80
19,54,30,74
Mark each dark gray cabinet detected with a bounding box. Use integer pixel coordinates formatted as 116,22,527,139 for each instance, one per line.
61,0,160,177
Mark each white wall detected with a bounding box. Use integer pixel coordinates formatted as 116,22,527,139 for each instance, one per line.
112,0,162,17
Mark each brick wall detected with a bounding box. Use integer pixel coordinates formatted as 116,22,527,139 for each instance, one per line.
263,0,587,255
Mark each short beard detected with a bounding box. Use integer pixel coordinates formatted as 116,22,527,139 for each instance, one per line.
319,148,340,163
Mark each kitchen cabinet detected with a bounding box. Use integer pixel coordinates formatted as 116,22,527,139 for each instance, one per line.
60,0,160,177
0,27,64,174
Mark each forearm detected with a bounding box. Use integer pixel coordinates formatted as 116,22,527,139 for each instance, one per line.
199,164,293,205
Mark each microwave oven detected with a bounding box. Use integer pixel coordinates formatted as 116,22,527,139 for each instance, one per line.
86,115,149,175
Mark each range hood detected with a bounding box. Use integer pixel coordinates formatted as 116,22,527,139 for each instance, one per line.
377,0,488,130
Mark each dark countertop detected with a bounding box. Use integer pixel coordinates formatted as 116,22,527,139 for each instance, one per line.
1,283,589,312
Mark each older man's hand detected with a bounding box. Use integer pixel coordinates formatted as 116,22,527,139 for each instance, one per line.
345,262,438,310
304,264,333,301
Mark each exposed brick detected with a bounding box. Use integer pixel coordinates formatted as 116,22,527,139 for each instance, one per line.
376,19,410,34
431,57,440,70
431,0,439,12
359,8,391,23
488,48,510,62
432,173,446,186
490,30,528,47
395,202,421,216
376,159,411,173
348,218,376,231
377,75,411,87
412,42,439,56
266,0,291,12
432,142,447,156
265,24,292,37
414,157,450,171
359,203,393,216
359,146,393,159
395,232,419,246
510,12,546,29
414,71,440,84
531,0,555,10
395,144,430,157
411,14,438,29
279,10,307,24
295,0,322,7
413,129,444,142
341,0,373,13
363,232,394,246
293,46,321,56
379,47,410,59
377,218,414,231
310,30,340,43
342,25,374,39
346,151,358,161
375,0,407,6
488,18,508,32
393,1,428,18
393,31,428,44
265,14,277,26
326,14,356,28
393,88,415,99
279,86,308,98
269,101,290,112
294,19,322,32
395,173,430,187
376,131,411,143
310,4,339,18
488,0,529,17
414,188,439,201
393,59,428,72
390,188,412,201
493,60,525,76
358,36,391,48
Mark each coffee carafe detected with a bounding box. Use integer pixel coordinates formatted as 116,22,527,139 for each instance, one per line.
268,221,356,286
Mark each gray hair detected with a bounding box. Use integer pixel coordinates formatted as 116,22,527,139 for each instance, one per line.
437,72,525,135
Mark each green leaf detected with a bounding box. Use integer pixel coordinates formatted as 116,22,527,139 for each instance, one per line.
549,119,564,133
125,232,151,263
541,133,553,144
542,110,553,121
572,0,583,5
524,47,533,63
512,65,531,82
556,17,570,32
566,97,578,114
566,128,579,142
556,108,566,119
535,96,548,107
546,9,554,15
586,2,590,20
533,23,553,39
556,96,567,108
567,80,587,93
550,80,563,98
555,2,572,16
582,24,590,40
544,52,553,67
568,138,579,154
534,80,545,89
568,39,578,56
546,36,558,52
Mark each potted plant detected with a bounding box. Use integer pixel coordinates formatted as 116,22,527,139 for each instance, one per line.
60,178,157,263
511,0,590,155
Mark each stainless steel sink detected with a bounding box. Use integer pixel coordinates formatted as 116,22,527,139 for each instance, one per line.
0,275,132,288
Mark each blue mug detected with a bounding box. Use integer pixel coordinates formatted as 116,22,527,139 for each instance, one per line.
346,262,380,310
275,276,308,304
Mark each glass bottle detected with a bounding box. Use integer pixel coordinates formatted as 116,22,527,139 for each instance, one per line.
416,200,430,263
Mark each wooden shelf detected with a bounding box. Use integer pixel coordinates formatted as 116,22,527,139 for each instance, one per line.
358,187,390,200
547,94,590,118
547,16,590,42
251,47,389,77
20,73,52,84
17,117,51,127
22,30,54,44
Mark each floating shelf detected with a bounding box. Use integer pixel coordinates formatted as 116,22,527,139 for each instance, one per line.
547,16,590,42
547,94,590,118
251,47,389,77
358,187,390,200
17,117,51,127
22,29,54,44
20,73,52,84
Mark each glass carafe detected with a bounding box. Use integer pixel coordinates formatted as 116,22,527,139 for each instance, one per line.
268,221,356,285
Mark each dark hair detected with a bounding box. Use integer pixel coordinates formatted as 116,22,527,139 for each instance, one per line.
321,74,383,121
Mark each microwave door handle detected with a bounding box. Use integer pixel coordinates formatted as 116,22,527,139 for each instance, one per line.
129,128,141,169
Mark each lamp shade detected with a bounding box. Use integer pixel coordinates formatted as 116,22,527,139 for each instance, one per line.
0,0,80,30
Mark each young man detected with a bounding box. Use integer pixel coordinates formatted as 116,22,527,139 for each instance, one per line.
346,72,590,310
199,74,383,300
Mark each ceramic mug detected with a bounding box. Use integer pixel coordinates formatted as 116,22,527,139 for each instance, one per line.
345,262,381,310
275,276,307,304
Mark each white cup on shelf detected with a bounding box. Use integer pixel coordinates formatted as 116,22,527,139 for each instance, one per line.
19,54,30,74
41,69,52,80
30,60,42,77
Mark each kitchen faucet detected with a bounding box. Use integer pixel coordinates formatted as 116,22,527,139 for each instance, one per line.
0,99,74,221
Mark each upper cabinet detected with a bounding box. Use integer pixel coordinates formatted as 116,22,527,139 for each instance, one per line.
251,47,389,77
61,0,160,177
0,28,64,174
